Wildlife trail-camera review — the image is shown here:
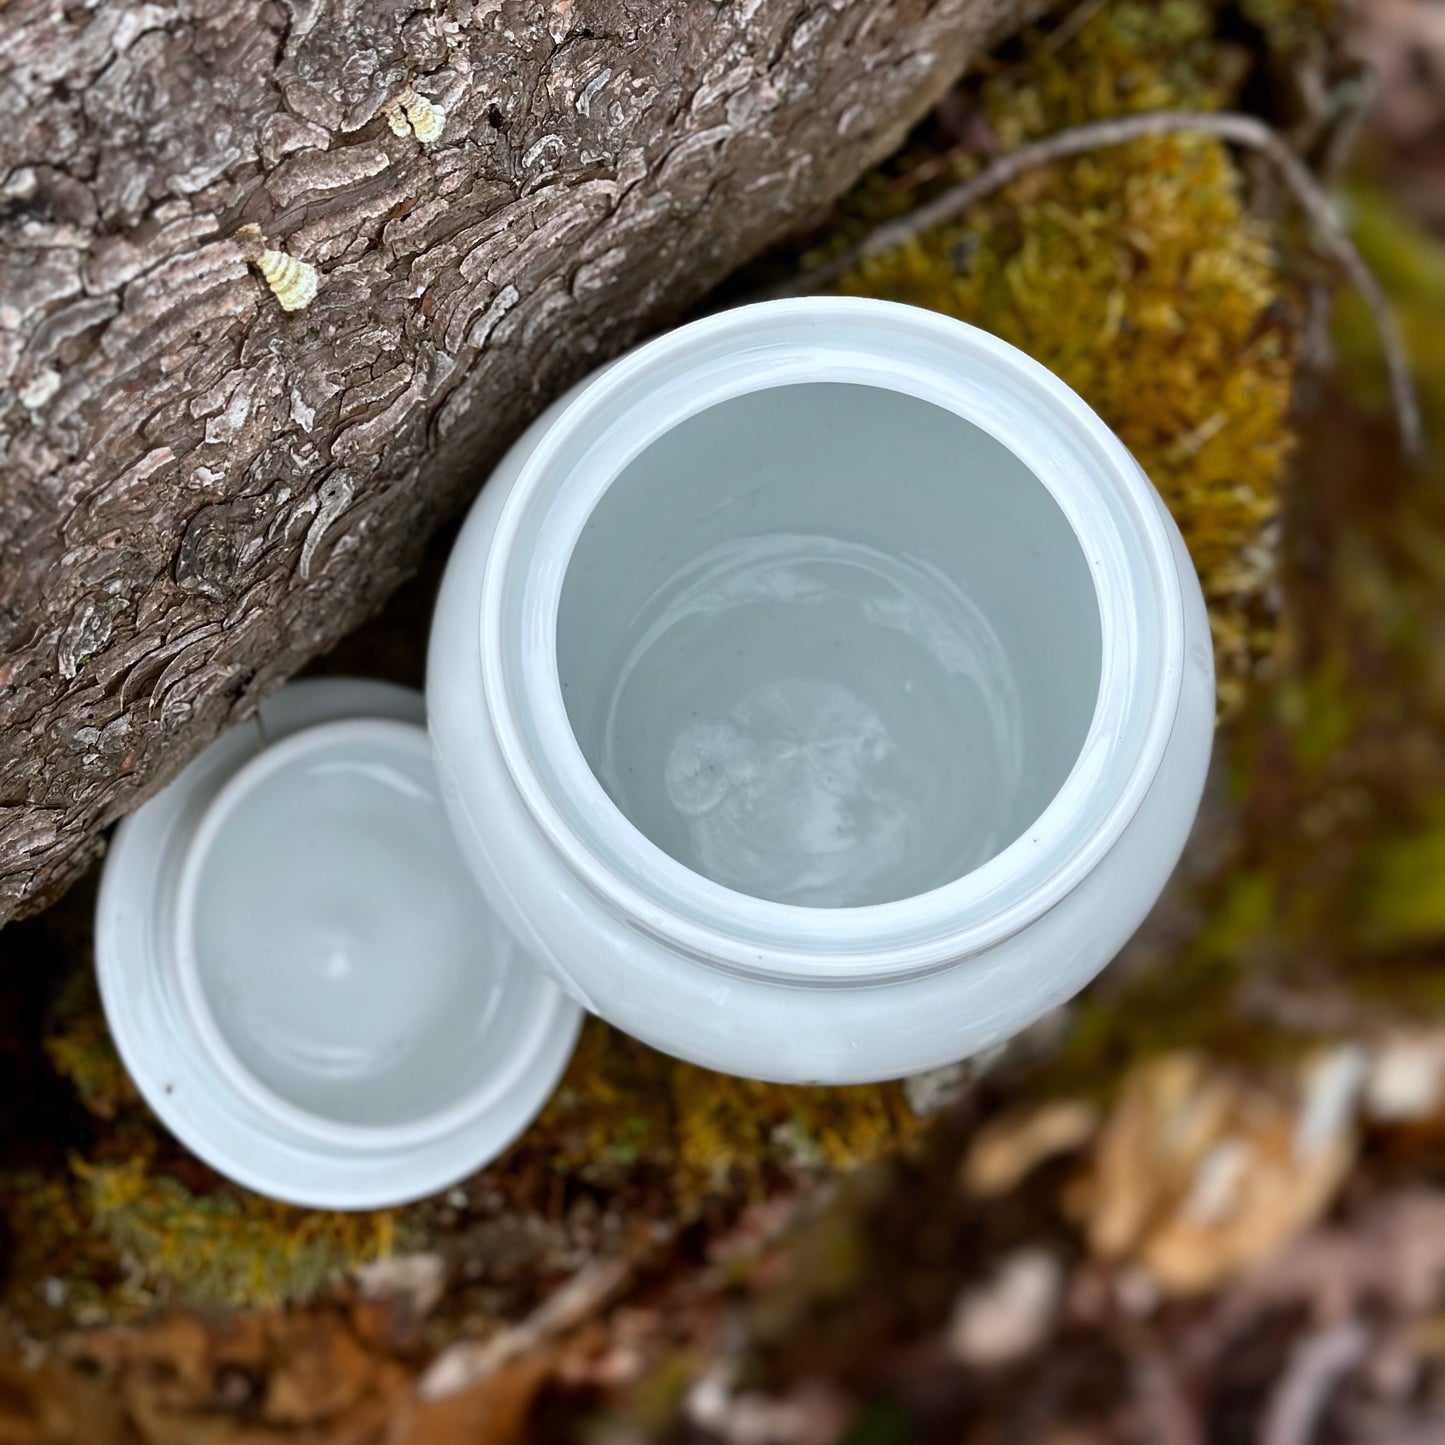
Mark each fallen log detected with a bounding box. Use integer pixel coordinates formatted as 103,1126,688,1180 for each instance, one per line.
0,0,1046,925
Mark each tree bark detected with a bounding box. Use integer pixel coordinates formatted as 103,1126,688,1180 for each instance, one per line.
0,0,1043,927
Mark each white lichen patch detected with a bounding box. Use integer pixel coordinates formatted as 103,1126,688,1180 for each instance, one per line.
235,225,319,313
18,367,61,410
384,87,446,144
254,248,319,312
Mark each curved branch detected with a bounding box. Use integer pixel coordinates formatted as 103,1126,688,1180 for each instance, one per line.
766,109,1424,458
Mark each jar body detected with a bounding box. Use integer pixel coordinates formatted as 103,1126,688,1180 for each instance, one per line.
428,300,1214,1085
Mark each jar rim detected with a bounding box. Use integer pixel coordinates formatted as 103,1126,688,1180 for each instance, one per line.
481,298,1186,981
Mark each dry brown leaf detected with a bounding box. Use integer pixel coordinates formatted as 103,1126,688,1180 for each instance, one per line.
37,1310,413,1445
391,1356,552,1445
1069,1050,1362,1295
0,1351,97,1445
962,1099,1100,1198
60,1314,216,1395
260,1315,376,1424
123,1396,280,1445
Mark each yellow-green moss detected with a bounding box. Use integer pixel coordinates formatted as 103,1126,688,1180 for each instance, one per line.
1,1172,103,1309
533,1019,676,1178
74,1149,399,1310
668,1066,916,1193
533,1019,917,1199
44,965,138,1122
0,966,401,1316
1196,870,1281,964
1238,0,1337,53
826,1,1299,718
1358,806,1445,952
1326,190,1445,953
18,986,920,1316
1277,658,1359,772
625,1351,706,1437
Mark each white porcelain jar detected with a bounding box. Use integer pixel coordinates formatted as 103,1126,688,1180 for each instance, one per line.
428,297,1215,1085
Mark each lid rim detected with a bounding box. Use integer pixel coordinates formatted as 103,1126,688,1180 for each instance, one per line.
94,679,584,1211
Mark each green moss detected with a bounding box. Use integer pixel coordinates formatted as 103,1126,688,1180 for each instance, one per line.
74,1150,400,1310
1196,871,1280,964
3,1146,401,1319
1238,0,1337,52
1278,659,1358,771
533,1020,677,1181
1,1172,100,1304
6,965,400,1317
44,965,138,1122
533,1020,916,1200
1358,804,1445,951
1037,862,1297,1098
841,1400,915,1445
623,1351,703,1436
668,1067,915,1194
16,991,920,1316
749,1185,873,1346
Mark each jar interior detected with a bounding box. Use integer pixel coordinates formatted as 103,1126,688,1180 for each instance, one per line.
556,382,1103,907
188,732,520,1128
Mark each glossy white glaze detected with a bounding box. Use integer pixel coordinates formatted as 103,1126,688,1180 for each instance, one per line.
428,299,1215,1083
95,681,583,1209
173,718,536,1148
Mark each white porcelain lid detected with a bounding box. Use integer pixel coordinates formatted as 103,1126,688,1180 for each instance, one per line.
96,678,582,1211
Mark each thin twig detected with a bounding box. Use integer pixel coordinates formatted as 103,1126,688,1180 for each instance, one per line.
763,109,1423,458
417,1256,631,1401
1038,0,1113,57
1258,1321,1370,1445
886,143,970,195
1315,65,1379,187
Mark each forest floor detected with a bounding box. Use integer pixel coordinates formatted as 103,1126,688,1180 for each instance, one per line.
6,2,1445,1442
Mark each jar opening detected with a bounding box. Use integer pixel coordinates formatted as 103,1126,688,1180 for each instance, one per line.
556,382,1102,907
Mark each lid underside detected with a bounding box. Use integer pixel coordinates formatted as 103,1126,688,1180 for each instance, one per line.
95,678,583,1210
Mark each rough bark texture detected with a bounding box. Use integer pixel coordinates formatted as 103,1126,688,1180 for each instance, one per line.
0,0,1045,927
